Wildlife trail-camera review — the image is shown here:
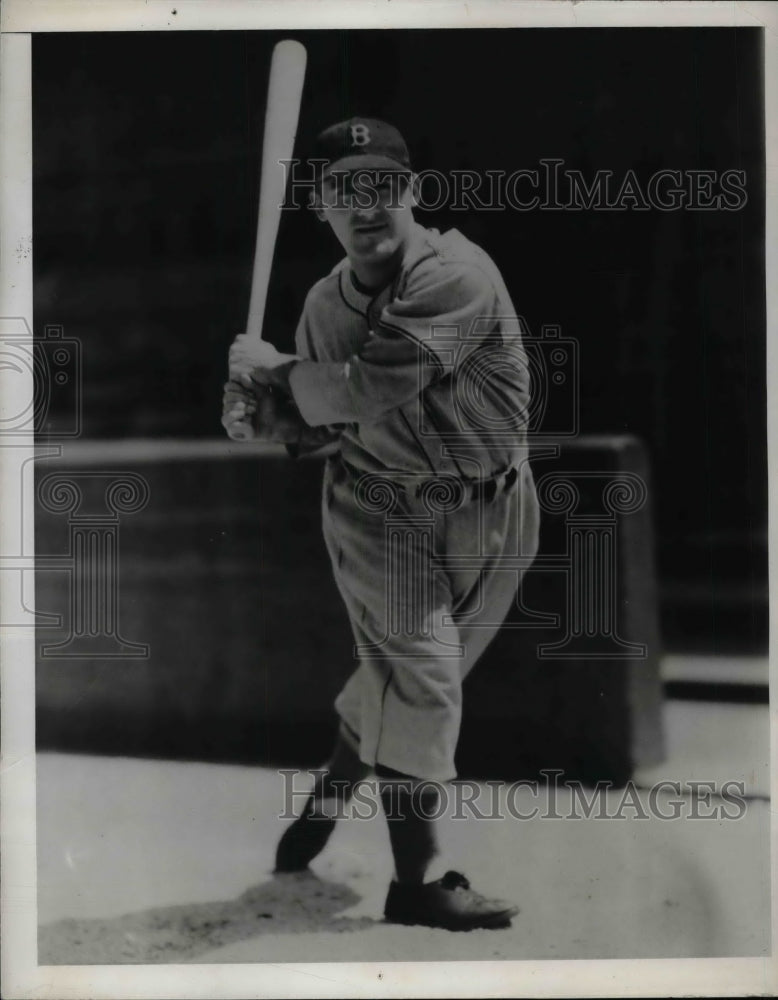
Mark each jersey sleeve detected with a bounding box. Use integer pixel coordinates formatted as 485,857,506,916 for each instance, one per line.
380,258,497,375
288,259,498,427
284,294,343,457
293,293,317,361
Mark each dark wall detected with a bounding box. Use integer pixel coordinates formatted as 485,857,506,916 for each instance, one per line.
36,438,664,781
32,29,766,652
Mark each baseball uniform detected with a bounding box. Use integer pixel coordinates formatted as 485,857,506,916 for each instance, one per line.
227,116,534,926
286,221,540,781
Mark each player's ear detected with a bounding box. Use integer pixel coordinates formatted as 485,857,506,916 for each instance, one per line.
308,189,327,221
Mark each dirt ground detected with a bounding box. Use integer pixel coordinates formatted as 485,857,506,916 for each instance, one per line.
36,704,770,965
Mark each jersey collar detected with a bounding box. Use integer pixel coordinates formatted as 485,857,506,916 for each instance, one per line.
339,266,373,315
337,223,431,314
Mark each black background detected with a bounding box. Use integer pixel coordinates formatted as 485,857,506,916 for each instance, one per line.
32,28,766,652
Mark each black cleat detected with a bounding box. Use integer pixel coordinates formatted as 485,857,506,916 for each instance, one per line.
274,802,338,873
384,870,519,931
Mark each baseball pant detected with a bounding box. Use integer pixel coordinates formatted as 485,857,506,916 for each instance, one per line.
321,454,540,782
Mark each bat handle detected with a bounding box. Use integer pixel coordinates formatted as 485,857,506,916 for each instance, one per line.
226,420,254,442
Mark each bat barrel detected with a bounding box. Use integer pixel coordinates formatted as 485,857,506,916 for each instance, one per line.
246,39,307,339
226,39,307,444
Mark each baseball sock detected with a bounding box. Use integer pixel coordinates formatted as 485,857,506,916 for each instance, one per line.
275,732,370,872
309,732,371,817
376,763,443,885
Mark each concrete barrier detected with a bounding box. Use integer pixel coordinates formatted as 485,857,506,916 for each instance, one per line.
35,436,664,782
458,436,664,785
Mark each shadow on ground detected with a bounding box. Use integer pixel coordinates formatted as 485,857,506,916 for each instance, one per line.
39,871,377,964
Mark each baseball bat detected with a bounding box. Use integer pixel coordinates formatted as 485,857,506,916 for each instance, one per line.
227,39,307,441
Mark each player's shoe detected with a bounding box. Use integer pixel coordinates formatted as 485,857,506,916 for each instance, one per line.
274,799,338,873
383,870,519,931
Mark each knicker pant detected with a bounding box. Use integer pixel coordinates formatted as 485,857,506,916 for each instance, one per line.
322,456,539,782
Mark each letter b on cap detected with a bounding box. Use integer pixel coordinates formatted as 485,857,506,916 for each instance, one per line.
350,123,371,147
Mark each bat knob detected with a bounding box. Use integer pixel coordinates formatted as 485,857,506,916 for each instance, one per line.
227,421,253,442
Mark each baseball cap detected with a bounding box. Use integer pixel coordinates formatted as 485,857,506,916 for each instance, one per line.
309,117,412,181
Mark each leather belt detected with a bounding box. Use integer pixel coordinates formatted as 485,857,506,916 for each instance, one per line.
409,465,519,505
338,457,519,507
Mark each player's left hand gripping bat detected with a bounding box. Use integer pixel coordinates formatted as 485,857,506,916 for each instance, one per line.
226,39,307,442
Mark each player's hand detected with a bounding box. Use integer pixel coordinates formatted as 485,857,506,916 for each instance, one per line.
255,388,307,443
228,334,301,390
221,379,258,438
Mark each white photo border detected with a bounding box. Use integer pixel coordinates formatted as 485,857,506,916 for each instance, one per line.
1,2,776,997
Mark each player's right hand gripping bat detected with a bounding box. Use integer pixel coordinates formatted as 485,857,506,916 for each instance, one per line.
226,39,307,442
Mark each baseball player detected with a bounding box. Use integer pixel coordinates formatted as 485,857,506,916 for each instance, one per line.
224,118,540,931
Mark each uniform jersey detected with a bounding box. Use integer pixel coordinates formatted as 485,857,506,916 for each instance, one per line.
288,222,531,482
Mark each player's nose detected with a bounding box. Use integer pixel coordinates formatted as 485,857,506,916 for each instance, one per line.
352,203,380,220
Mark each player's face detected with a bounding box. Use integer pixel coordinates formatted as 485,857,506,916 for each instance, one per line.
315,170,416,275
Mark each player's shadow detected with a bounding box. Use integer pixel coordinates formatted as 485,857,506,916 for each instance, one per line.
38,870,377,964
